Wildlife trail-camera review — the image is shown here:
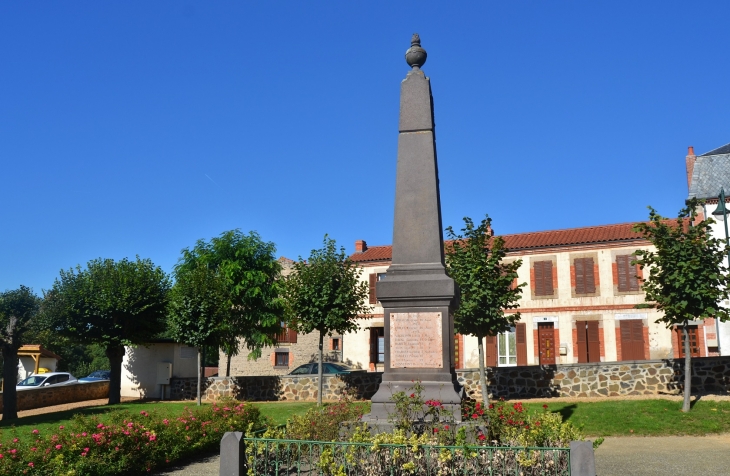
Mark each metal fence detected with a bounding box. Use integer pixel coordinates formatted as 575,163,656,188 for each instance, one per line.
244,433,570,476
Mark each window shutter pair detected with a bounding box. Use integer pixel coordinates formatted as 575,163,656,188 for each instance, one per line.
620,320,645,360
617,255,640,292
369,274,377,304
574,258,596,294
534,261,554,296
576,321,600,363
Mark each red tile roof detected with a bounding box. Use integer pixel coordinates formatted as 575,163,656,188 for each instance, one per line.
350,222,650,263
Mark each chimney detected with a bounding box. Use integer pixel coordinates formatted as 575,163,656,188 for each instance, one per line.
686,146,696,191
355,240,367,253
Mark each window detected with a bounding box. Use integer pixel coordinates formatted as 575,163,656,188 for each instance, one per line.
576,321,600,363
369,273,386,304
617,255,640,292
290,364,311,375
369,327,385,363
331,337,341,351
574,258,596,294
277,322,297,343
533,260,554,296
275,352,289,367
498,328,517,366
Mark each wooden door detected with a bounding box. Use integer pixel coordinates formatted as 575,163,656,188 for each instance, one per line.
576,321,601,363
676,326,700,358
537,323,556,365
620,320,645,361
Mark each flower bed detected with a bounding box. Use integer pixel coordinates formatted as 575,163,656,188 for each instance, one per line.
0,400,268,475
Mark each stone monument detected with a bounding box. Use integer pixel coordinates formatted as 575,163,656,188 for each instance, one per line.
363,34,461,424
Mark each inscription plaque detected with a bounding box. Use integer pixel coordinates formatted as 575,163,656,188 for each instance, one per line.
390,312,443,368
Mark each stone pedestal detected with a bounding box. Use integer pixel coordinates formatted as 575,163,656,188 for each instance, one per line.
362,34,461,425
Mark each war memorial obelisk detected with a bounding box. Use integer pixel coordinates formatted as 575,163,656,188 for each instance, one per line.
364,34,462,423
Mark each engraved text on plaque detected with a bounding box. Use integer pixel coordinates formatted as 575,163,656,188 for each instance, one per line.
390,312,443,368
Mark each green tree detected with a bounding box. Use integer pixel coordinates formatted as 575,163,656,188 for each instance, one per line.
445,216,524,406
633,199,730,412
168,264,229,405
44,257,170,404
175,230,285,370
285,236,371,405
0,286,41,420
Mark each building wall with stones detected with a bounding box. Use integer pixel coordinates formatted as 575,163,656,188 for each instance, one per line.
171,356,730,402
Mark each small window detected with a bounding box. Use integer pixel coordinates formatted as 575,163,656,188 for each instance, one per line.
369,273,387,304
369,327,385,363
574,258,596,294
498,328,517,366
56,374,69,383
332,337,341,351
533,260,554,296
617,255,640,292
275,352,289,367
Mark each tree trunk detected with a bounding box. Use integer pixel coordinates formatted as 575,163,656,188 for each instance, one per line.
478,336,489,407
682,323,692,413
106,344,125,405
197,348,202,406
1,344,19,420
317,330,324,406
226,352,231,377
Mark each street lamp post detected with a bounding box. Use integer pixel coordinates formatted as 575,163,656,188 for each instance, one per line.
712,187,730,356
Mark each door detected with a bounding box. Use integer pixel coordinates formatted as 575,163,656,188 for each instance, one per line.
620,320,646,361
576,321,601,363
537,323,556,365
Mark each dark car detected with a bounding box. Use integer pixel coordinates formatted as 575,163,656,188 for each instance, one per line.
288,363,351,375
78,370,110,382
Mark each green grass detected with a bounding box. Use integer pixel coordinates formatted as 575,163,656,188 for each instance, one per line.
542,399,730,437
250,402,319,426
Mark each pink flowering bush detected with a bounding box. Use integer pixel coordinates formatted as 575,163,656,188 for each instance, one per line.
0,401,267,475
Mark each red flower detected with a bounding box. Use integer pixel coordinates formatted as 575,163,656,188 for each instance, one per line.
478,433,486,441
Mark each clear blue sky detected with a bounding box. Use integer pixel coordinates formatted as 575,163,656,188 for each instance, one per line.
2,2,729,293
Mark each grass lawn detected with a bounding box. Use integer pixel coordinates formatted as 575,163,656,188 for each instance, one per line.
541,398,730,437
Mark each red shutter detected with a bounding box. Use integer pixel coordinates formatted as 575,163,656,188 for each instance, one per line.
576,321,588,363
369,327,378,363
534,262,544,296
629,257,640,291
485,335,498,367
515,323,527,366
369,274,377,304
617,255,629,292
575,259,585,294
587,321,600,363
289,327,297,344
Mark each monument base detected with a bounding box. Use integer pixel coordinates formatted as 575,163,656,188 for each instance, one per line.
361,376,463,426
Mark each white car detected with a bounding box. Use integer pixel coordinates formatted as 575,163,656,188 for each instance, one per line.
16,372,78,390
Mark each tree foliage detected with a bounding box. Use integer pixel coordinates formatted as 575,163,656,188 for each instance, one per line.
446,216,524,338
43,257,170,404
285,236,371,405
0,286,41,420
633,199,730,411
446,215,524,406
174,230,285,361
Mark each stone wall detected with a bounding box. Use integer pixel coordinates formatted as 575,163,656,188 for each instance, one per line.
170,371,382,402
0,381,109,413
170,356,730,402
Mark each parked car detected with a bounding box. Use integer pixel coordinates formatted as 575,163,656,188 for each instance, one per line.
78,370,110,382
288,363,351,375
16,372,78,390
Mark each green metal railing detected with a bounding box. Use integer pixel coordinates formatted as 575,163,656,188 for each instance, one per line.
244,431,570,476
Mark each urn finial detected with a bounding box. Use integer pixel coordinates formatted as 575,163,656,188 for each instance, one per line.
405,33,427,69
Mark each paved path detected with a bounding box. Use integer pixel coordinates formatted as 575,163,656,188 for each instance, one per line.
155,434,730,475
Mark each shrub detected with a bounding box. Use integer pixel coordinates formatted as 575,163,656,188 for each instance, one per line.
286,394,368,442
0,400,268,475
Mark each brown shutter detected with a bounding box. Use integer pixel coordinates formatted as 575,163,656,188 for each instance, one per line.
534,262,544,296
617,255,629,291
575,259,585,294
587,321,600,363
629,256,640,291
543,261,554,295
485,335,498,367
369,327,378,363
369,274,377,304
576,321,588,363
288,327,297,344
515,323,527,366
584,258,596,293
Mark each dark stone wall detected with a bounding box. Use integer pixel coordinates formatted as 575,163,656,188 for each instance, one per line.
169,356,730,402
